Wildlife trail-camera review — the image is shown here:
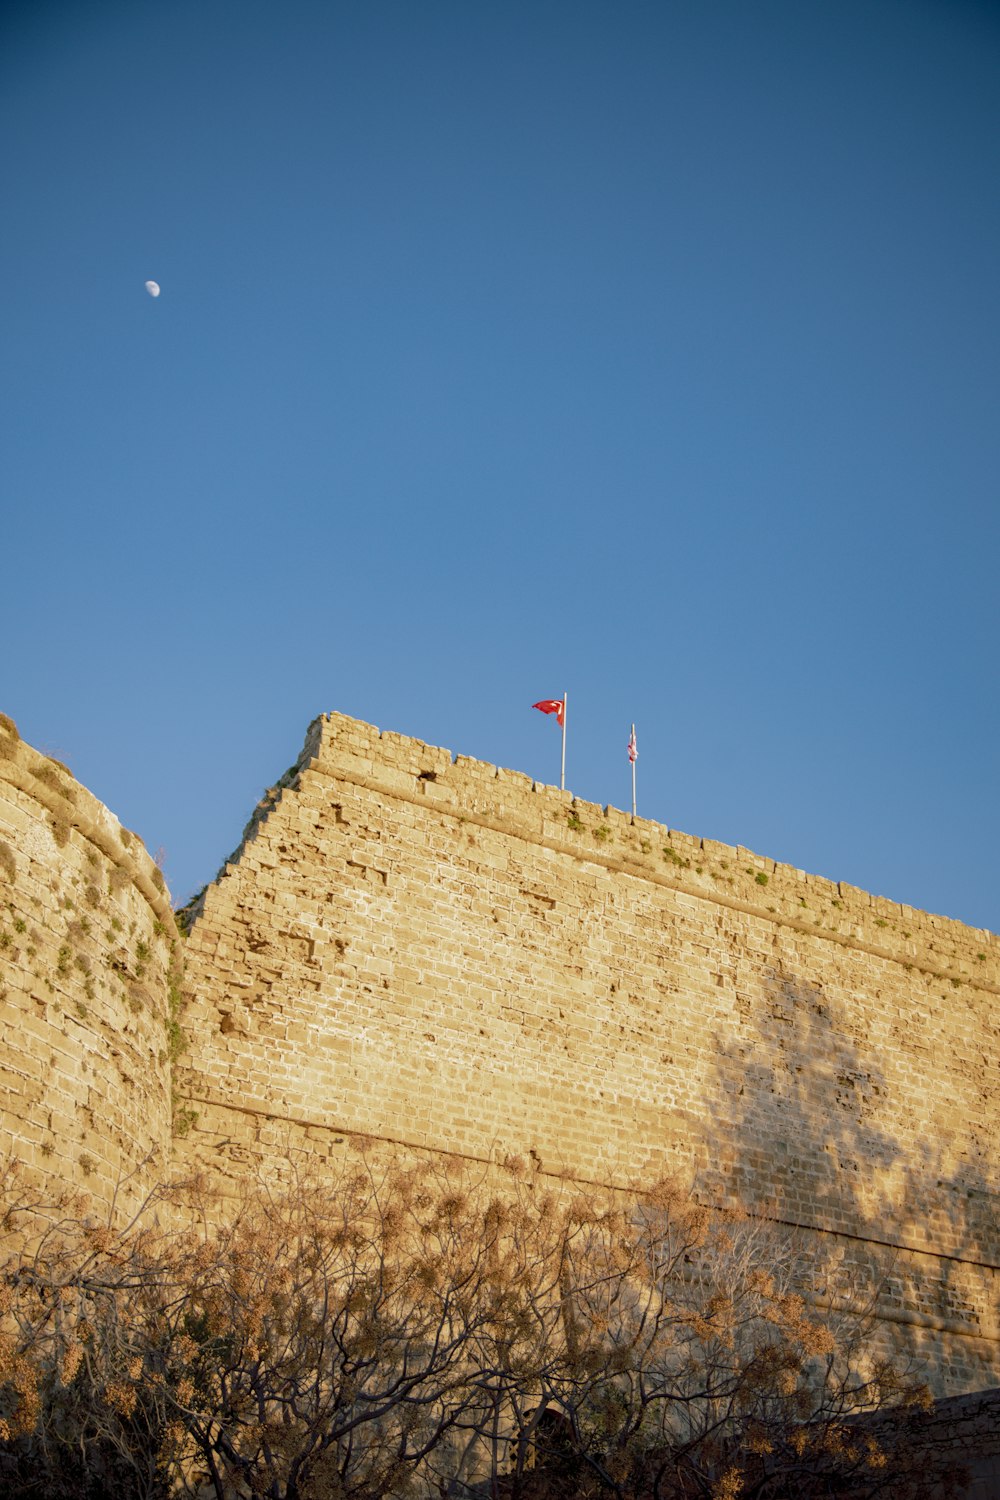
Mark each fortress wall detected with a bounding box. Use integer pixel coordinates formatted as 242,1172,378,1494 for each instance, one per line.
172,711,999,1394
0,716,176,1218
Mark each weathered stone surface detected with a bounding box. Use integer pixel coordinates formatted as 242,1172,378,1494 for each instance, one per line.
2,708,998,1397
172,711,1000,1398
0,728,176,1217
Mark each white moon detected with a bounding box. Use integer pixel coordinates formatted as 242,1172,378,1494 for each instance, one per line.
144,280,160,297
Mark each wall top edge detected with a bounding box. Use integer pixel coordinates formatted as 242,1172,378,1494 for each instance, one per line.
303,711,997,975
0,720,174,927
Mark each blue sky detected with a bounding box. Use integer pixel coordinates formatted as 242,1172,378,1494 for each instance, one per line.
3,0,998,931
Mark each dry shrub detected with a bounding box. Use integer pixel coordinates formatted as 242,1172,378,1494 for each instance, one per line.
0,1157,963,1500
48,816,71,848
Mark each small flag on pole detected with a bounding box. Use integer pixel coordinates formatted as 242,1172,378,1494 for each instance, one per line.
532,693,568,789
533,698,565,728
628,723,637,817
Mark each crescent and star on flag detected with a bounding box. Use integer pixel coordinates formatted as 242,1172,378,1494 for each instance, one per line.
532,698,565,728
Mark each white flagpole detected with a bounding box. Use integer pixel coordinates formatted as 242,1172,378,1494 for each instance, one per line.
561,692,567,791
631,722,636,817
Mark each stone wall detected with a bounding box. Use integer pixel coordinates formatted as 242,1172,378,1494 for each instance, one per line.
174,711,1000,1397
0,714,176,1218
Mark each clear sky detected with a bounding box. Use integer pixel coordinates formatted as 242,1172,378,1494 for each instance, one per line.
3,0,998,932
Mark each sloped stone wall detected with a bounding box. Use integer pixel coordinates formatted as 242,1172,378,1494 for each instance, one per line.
175,712,1000,1396
0,715,176,1219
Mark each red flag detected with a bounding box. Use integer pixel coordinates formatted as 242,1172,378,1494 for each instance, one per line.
627,726,638,764
533,699,565,728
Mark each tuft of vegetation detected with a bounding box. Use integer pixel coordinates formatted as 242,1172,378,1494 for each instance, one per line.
0,714,19,760
662,845,691,869
164,961,186,1064
592,825,611,843
33,764,76,804
0,841,16,883
49,815,71,848
171,1097,199,1138
565,812,583,832
173,885,207,937
755,871,769,887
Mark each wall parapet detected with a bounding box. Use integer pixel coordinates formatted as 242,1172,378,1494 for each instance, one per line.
0,718,175,936
292,712,997,995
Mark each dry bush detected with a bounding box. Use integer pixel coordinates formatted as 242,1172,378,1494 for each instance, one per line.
0,1155,966,1500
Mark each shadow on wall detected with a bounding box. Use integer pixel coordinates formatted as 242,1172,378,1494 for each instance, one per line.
697,964,1000,1395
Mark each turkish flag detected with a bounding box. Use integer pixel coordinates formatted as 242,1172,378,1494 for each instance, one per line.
533,699,565,728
